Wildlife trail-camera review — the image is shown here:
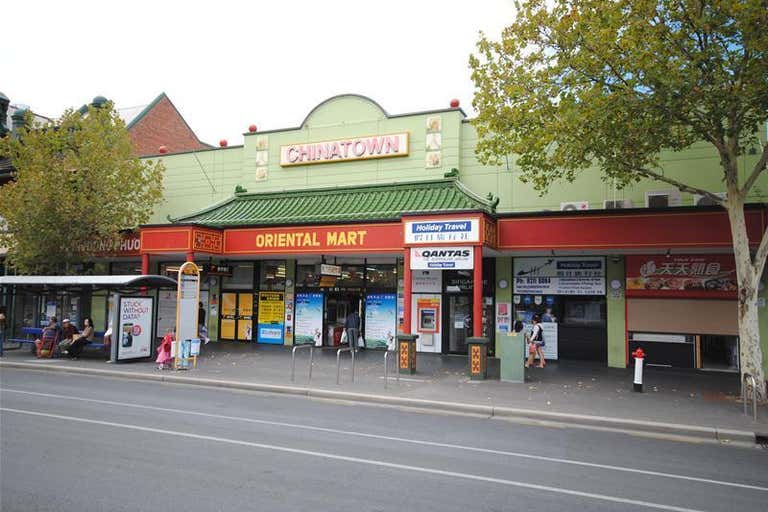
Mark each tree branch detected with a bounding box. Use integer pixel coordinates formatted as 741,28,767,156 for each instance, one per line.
620,163,726,204
754,223,768,282
741,143,768,196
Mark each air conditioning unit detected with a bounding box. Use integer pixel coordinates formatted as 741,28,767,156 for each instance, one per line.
645,189,682,208
604,199,633,209
560,201,589,211
692,192,726,206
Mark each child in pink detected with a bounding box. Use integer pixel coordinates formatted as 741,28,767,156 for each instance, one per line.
156,331,173,370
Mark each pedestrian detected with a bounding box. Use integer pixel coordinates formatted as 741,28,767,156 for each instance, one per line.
344,299,361,352
525,314,546,369
156,330,173,370
67,317,94,359
198,301,209,344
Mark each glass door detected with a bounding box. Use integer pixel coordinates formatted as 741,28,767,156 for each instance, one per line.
220,293,237,340
220,292,254,341
445,295,471,354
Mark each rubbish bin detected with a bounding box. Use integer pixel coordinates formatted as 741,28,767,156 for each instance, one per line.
498,331,525,383
467,337,490,380
398,334,418,374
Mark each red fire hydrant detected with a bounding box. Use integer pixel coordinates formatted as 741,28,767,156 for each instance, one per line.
632,347,645,392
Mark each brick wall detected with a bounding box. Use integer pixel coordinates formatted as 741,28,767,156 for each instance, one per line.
128,95,209,156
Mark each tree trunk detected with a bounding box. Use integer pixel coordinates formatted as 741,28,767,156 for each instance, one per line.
726,198,767,402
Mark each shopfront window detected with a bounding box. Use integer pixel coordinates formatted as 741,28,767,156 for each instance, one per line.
296,264,320,288
338,265,364,288
223,263,255,290
259,260,286,291
366,264,396,289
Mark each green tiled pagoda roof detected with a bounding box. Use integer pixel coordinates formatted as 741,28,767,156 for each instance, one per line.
173,179,495,227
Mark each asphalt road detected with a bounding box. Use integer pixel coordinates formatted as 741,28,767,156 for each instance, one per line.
1,368,766,512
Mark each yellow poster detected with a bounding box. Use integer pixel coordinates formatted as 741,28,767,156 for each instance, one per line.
220,293,237,340
258,292,285,324
237,319,253,341
238,293,254,317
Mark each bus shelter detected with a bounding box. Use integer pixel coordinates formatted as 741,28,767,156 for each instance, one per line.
0,275,177,362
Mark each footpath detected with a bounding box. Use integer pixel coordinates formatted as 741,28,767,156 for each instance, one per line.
1,342,766,447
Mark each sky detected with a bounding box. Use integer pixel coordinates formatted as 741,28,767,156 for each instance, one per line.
5,0,516,146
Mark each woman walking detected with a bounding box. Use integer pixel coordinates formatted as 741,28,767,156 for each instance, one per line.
525,314,546,369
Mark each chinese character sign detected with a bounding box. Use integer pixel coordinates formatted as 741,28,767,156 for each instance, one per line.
626,255,737,298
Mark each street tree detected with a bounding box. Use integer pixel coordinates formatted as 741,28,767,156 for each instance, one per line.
0,101,164,274
470,0,768,397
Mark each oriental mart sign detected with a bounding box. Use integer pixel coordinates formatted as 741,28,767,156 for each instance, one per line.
280,132,409,166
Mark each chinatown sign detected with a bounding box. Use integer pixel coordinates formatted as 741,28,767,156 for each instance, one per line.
224,223,402,254
280,133,409,166
626,254,737,298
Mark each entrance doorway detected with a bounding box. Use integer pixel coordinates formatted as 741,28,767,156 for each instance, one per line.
323,292,362,347
220,292,254,341
444,295,471,354
700,335,739,372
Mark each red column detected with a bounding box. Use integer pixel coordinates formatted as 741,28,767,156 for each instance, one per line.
141,253,150,274
473,246,482,338
403,249,412,334
186,252,195,263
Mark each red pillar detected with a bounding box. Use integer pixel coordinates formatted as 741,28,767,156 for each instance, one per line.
186,252,195,263
141,253,150,274
403,249,412,334
473,246,482,338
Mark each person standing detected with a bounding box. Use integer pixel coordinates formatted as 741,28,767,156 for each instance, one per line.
525,314,546,369
344,299,361,352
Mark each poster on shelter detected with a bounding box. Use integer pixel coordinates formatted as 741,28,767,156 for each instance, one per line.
257,291,284,344
365,293,396,349
117,297,154,361
294,293,323,346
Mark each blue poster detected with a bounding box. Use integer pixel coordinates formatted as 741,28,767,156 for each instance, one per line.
295,293,323,345
365,293,397,349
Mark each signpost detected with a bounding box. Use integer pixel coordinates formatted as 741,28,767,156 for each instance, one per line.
174,262,200,369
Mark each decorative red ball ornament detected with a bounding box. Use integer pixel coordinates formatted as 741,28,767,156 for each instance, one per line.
219,139,228,147
158,145,168,154
248,124,258,133
450,98,460,108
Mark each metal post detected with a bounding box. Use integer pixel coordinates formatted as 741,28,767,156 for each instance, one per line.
743,373,757,421
336,346,352,385
384,350,389,389
351,346,355,383
308,345,314,384
291,343,313,383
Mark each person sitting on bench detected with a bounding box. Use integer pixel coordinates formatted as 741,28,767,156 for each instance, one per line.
67,317,94,359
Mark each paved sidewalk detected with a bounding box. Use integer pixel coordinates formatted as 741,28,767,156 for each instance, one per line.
2,341,766,441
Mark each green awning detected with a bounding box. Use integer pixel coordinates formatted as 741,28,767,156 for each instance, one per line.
172,179,496,227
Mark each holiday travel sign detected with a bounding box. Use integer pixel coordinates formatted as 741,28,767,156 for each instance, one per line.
280,133,409,166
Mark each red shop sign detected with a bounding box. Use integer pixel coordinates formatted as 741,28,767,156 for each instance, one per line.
626,254,737,299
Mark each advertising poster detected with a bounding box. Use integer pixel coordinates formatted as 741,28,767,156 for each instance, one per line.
118,296,154,361
257,291,285,344
626,254,737,298
514,257,605,295
294,293,323,345
365,293,397,349
522,322,558,360
412,270,442,293
496,302,511,333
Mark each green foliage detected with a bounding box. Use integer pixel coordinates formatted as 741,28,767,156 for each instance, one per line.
0,102,165,274
470,0,768,197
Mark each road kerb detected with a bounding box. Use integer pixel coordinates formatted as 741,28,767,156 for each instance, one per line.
0,361,757,444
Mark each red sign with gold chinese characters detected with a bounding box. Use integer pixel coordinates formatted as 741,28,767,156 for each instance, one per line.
626,254,737,299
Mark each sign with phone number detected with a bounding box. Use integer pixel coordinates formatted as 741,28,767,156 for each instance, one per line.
514,276,605,295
